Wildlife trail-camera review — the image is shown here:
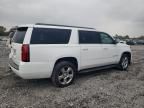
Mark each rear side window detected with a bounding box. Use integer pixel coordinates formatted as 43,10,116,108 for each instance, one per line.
12,27,27,44
30,28,71,44
79,30,100,44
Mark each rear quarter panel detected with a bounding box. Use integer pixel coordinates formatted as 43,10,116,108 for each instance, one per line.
29,44,80,77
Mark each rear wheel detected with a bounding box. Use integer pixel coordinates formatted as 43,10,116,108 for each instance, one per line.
51,61,76,87
119,54,129,70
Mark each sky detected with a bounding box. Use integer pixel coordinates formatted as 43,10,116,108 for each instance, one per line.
0,0,144,37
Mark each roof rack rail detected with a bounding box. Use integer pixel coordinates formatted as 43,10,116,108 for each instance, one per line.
35,23,95,29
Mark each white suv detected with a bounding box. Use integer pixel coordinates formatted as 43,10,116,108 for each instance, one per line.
9,23,132,87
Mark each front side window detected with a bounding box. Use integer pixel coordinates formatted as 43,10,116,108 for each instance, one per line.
100,33,114,44
79,30,100,44
30,28,71,44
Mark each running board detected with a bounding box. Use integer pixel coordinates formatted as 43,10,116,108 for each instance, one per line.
79,64,117,73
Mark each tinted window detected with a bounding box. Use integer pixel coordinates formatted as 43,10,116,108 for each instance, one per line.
100,33,114,44
12,27,27,44
79,31,100,44
31,28,71,44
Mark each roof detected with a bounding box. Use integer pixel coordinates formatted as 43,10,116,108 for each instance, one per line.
35,23,95,29
17,23,95,30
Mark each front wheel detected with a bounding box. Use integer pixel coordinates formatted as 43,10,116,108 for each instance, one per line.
119,54,129,70
51,61,76,87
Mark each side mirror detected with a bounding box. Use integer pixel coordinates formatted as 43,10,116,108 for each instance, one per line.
113,40,118,44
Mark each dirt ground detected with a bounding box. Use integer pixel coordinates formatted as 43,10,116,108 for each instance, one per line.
0,41,144,108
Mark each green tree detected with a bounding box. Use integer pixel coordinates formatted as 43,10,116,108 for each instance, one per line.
124,35,130,39
138,36,144,39
0,26,8,36
0,26,6,32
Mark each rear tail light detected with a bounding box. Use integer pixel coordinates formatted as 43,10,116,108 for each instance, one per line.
21,44,30,62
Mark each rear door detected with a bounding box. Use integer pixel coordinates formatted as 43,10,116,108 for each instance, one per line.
79,30,105,69
10,27,28,65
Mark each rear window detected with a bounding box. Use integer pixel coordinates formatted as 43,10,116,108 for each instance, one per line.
30,28,71,44
12,27,27,44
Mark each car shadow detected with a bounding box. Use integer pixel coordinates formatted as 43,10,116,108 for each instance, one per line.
76,67,122,79
9,67,124,88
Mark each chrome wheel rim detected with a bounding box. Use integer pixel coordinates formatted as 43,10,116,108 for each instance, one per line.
58,66,74,85
122,57,128,69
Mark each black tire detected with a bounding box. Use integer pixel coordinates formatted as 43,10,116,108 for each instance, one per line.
118,54,129,70
51,61,76,87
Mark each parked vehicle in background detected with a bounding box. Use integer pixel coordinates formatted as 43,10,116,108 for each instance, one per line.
135,40,144,45
9,23,132,87
126,40,137,45
119,40,126,44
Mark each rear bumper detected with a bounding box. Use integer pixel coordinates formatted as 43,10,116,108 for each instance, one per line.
9,59,53,79
9,64,24,78
9,58,19,70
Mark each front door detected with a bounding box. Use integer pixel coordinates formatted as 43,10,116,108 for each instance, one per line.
79,30,106,70
99,32,119,65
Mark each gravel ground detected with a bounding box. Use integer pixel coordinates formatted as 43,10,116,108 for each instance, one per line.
0,41,144,108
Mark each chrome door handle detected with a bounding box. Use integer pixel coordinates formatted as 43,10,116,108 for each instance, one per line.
103,48,108,50
82,48,88,51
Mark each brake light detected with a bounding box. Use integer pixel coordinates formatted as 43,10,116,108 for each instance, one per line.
21,44,30,62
